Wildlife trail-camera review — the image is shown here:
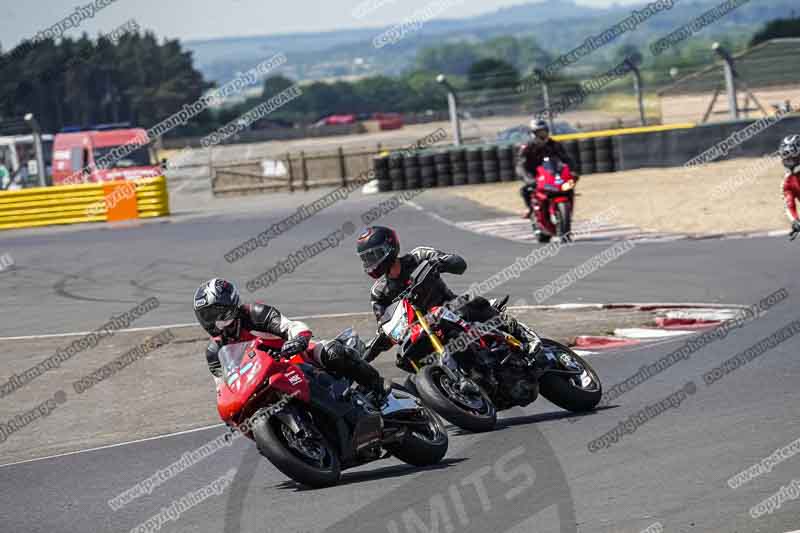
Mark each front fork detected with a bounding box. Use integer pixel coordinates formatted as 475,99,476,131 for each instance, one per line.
413,307,534,375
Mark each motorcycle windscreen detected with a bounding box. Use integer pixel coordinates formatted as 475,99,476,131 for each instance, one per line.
380,301,410,344
334,327,367,359
219,342,251,384
216,341,269,422
542,157,562,176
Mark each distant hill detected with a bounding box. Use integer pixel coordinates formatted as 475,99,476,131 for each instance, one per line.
184,0,799,84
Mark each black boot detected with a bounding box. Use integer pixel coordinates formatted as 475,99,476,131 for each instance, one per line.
350,357,391,404
500,313,542,361
322,341,390,404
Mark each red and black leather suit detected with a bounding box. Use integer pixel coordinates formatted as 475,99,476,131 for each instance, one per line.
363,247,538,367
783,168,800,223
206,303,383,393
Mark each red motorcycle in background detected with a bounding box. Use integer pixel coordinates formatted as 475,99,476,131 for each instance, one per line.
530,157,577,243
216,329,448,488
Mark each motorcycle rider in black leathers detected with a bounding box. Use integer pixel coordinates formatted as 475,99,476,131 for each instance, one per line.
356,227,542,383
517,119,578,219
193,278,389,401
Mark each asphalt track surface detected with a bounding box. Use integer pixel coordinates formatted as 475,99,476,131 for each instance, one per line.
1,189,799,532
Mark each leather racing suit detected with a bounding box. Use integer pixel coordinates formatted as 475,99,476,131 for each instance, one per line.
363,247,539,368
206,303,384,394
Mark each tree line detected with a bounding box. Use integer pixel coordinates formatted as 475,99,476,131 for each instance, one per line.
1,17,796,137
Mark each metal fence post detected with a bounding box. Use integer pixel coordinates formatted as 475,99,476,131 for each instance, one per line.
300,151,309,191
286,152,294,192
534,69,554,131
713,42,739,120
624,59,646,126
338,146,347,187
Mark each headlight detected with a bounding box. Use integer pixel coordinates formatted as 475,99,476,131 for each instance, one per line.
561,180,575,191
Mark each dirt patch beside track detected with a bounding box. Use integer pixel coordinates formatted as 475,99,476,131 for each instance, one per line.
445,156,788,235
0,308,656,464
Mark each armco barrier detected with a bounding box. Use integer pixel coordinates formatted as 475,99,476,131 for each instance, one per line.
613,115,800,171
0,176,170,231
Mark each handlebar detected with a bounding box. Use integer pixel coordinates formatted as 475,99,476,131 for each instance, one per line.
391,258,442,305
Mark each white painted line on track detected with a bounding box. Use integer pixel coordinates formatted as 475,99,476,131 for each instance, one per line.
662,309,740,321
0,422,226,469
0,323,199,341
0,311,376,341
1,304,747,342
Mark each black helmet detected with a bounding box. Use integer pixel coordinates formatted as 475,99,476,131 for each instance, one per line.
356,226,399,279
779,135,800,171
193,278,241,336
529,119,550,144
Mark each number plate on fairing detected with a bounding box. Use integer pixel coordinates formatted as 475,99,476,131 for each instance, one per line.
438,308,462,324
381,302,410,344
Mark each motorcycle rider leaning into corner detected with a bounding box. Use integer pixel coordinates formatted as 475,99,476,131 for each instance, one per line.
517,119,579,222
193,278,390,403
356,226,543,389
780,135,800,238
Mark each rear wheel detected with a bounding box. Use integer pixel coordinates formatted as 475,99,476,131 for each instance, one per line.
385,407,449,466
416,365,497,432
251,409,341,488
538,339,602,412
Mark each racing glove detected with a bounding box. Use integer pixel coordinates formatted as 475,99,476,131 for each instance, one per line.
280,336,309,358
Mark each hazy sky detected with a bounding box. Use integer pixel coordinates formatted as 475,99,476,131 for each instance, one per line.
1,0,644,48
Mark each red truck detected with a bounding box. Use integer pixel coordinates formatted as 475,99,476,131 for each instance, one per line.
51,125,161,185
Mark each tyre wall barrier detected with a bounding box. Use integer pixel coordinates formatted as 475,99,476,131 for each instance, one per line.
388,154,405,191
498,145,515,182
466,148,484,184
482,146,499,183
0,176,170,231
450,148,467,186
434,150,452,188
370,115,798,189
403,153,420,190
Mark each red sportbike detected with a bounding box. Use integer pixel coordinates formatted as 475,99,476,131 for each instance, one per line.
216,329,448,488
530,157,577,243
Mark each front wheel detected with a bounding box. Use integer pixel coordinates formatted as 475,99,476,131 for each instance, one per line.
251,408,341,488
385,407,449,466
416,365,497,432
556,201,572,236
538,339,602,412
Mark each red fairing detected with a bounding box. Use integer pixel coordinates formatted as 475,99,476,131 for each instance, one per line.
783,174,800,220
216,340,310,426
410,323,423,343
268,366,311,403
532,161,576,235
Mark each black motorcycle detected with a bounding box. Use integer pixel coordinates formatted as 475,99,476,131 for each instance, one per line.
373,260,602,432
